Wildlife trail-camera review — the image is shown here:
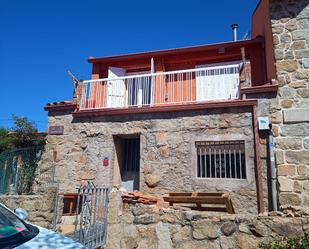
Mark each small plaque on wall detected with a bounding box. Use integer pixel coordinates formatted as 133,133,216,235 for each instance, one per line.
49,125,64,135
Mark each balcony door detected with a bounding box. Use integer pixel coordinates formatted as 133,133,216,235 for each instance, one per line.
126,71,152,106
195,63,240,101
107,67,126,108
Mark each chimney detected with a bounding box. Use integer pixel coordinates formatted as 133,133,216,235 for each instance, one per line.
231,24,238,41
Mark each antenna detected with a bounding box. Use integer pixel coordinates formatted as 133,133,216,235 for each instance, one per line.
67,71,81,98
67,70,80,87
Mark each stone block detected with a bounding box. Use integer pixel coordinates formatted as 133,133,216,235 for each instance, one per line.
156,222,172,249
176,240,218,249
235,233,260,249
272,24,284,34
292,30,309,40
298,165,307,175
295,50,309,59
291,41,306,50
277,165,296,176
220,236,234,249
279,192,301,206
278,176,294,192
271,218,304,237
281,99,293,108
273,35,279,45
303,182,309,193
145,174,161,188
134,214,160,225
284,50,294,60
297,18,309,29
220,221,237,236
250,220,272,237
303,58,309,69
304,138,309,149
272,125,280,137
274,49,284,60
270,111,282,124
275,138,302,150
276,150,285,165
288,81,306,88
159,145,169,158
286,150,309,164
171,226,190,243
297,89,309,98
294,181,303,193
276,60,298,73
280,33,292,44
192,219,219,240
155,132,167,146
281,123,309,136
285,19,297,31
295,69,309,79
279,87,296,99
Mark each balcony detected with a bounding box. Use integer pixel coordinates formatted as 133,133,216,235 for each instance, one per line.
79,62,251,111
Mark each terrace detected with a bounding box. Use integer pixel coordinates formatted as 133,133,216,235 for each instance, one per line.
80,61,250,110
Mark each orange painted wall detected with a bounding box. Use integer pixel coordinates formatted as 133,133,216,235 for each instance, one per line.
252,0,277,81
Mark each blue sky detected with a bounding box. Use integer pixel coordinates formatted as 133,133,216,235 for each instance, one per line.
0,0,259,131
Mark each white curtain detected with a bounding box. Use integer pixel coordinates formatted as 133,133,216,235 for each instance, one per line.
196,63,240,101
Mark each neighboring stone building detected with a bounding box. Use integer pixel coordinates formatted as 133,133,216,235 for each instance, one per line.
40,0,308,216
268,0,309,207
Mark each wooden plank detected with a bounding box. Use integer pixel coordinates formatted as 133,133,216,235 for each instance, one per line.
163,196,227,204
189,206,227,212
163,192,235,214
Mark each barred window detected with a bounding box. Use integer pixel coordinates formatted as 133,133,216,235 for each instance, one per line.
196,141,246,179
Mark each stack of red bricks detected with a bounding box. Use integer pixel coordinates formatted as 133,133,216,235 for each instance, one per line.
122,191,161,205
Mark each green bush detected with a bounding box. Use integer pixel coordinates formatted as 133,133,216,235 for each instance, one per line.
259,233,309,249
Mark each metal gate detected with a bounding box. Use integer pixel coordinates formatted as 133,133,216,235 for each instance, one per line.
68,182,109,249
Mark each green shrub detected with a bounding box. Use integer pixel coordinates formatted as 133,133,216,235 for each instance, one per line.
259,233,309,249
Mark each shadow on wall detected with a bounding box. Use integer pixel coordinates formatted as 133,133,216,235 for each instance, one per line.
71,106,253,124
270,0,308,20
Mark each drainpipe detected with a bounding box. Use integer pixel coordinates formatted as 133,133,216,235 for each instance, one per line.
268,127,278,211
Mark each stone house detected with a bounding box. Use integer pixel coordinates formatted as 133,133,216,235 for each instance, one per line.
41,0,309,215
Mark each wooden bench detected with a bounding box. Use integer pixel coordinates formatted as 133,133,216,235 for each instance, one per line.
163,192,235,214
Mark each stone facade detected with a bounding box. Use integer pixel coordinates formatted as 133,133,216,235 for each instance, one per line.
44,107,262,213
0,186,57,229
270,0,309,207
105,190,309,249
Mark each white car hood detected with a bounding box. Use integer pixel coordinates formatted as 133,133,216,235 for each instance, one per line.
15,226,87,249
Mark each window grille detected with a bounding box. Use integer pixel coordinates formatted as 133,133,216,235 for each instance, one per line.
196,140,246,179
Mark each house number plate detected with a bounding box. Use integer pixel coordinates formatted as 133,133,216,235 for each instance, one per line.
49,125,64,135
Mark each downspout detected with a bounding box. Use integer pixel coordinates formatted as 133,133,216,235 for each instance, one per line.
252,105,265,213
268,128,278,211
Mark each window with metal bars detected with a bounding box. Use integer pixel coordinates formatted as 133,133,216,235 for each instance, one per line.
196,140,246,179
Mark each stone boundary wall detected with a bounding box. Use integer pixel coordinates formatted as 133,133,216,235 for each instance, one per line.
0,186,57,229
270,0,309,207
105,191,309,249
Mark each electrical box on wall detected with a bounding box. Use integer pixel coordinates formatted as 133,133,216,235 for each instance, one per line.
258,117,270,130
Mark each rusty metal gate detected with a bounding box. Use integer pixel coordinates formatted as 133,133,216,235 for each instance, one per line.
68,182,109,249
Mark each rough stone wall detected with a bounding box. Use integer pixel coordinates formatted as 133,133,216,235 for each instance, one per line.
43,107,260,213
105,191,309,249
0,186,57,229
270,0,309,207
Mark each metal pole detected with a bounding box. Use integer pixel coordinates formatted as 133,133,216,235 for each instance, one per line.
268,133,278,211
232,24,238,41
